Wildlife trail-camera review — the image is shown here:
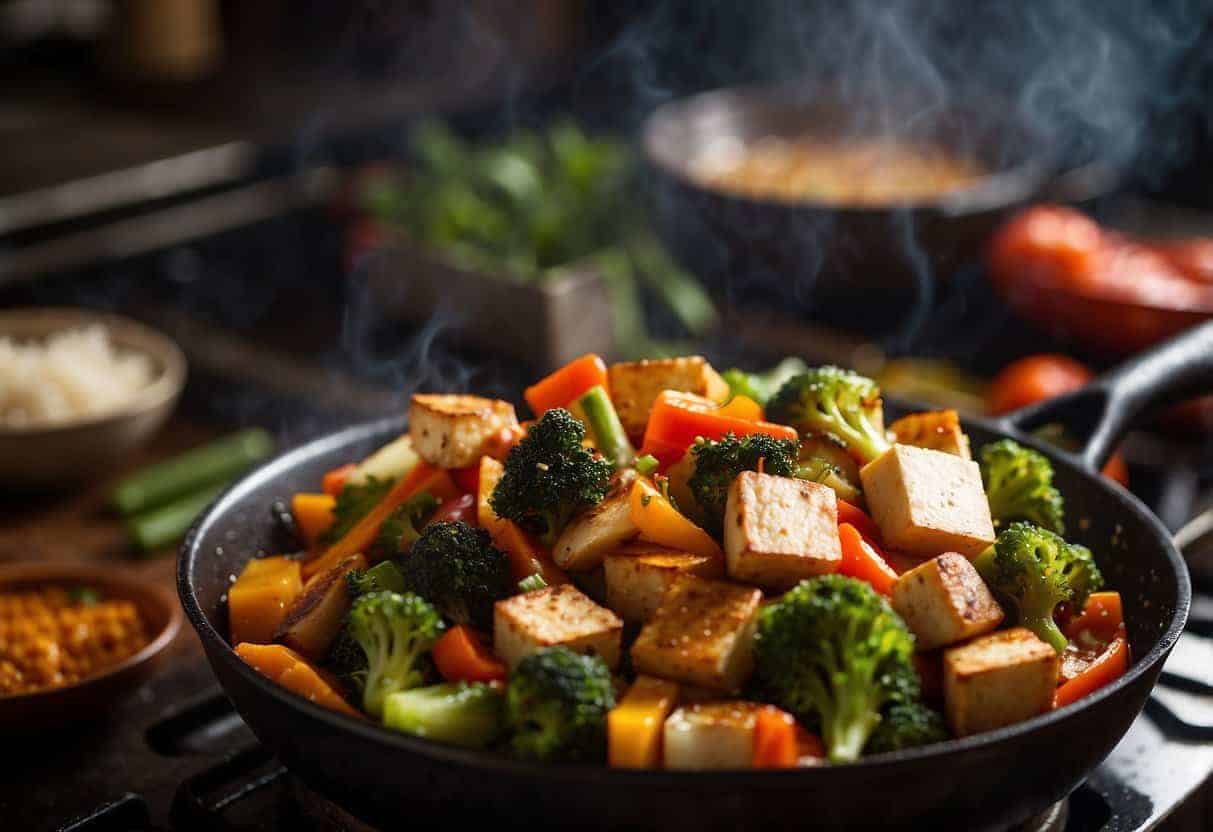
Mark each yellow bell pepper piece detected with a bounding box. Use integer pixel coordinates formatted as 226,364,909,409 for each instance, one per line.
228,556,303,645
291,493,336,547
629,478,724,563
609,675,681,768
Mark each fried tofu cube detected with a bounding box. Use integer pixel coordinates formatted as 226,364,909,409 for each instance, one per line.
608,356,730,441
409,394,518,469
723,471,841,590
603,542,724,623
631,575,763,692
943,628,1060,737
663,701,764,770
859,444,995,559
891,553,1004,650
890,410,972,459
553,474,640,572
493,584,623,670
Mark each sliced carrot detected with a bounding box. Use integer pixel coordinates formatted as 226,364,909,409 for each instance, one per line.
276,659,361,716
837,499,881,545
234,642,305,681
322,463,357,497
476,455,570,585
608,676,680,769
838,523,898,596
640,390,798,468
524,354,609,416
753,706,800,768
292,493,336,547
302,461,458,580
629,477,724,562
1054,629,1130,709
228,557,304,645
432,625,507,683
1065,591,1123,641
235,641,358,716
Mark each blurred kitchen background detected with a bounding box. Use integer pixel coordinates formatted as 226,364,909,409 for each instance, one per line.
6,2,1213,829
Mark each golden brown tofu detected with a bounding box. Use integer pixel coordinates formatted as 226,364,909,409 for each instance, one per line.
631,575,763,692
553,472,639,572
859,444,995,559
891,553,1004,650
663,701,764,769
943,628,1059,737
275,554,366,661
603,543,724,623
607,356,730,441
493,584,623,670
890,410,972,459
408,394,518,469
723,471,841,590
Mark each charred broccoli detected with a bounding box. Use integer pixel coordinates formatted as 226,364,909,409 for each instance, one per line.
721,357,810,407
505,646,616,761
979,439,1065,534
400,521,512,630
752,574,919,763
323,626,368,696
490,408,613,543
688,433,800,534
372,491,440,557
973,522,1103,653
865,702,949,754
766,366,890,465
346,590,445,718
347,560,407,597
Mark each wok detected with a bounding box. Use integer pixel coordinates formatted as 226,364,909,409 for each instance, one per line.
179,323,1213,831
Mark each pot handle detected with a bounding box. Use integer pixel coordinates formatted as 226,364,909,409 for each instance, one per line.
997,320,1213,474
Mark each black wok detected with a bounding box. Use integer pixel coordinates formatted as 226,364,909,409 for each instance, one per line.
179,323,1213,831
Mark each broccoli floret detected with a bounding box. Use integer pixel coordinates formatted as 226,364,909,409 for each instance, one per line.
372,491,440,557
347,560,407,597
865,702,949,754
324,626,368,697
518,573,548,593
505,646,616,761
382,681,505,748
979,439,1065,534
973,522,1104,653
400,521,513,630
490,408,613,543
346,590,445,718
721,357,810,407
319,475,394,546
752,574,919,763
766,366,890,465
796,455,864,504
688,433,800,534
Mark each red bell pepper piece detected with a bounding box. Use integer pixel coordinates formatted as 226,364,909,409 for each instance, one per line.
837,523,899,596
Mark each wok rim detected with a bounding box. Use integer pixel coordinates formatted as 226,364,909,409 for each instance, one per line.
178,410,1191,784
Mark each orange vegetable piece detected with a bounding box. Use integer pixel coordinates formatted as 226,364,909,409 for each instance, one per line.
795,726,827,764
432,625,507,683
228,556,304,645
837,523,898,596
292,493,336,547
302,461,458,580
716,394,764,421
1065,591,1124,641
640,390,797,468
753,706,800,768
628,478,723,562
1054,630,1129,709
322,463,357,496
524,354,609,416
477,456,569,585
608,675,679,768
234,642,305,681
276,658,361,716
837,499,882,546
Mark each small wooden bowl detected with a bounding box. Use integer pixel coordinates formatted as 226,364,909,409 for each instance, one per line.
0,561,182,728
0,307,187,490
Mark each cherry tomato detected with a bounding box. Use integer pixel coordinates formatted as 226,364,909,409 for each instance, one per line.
987,354,1094,417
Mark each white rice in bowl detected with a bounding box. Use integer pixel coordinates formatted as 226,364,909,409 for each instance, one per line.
0,325,155,428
